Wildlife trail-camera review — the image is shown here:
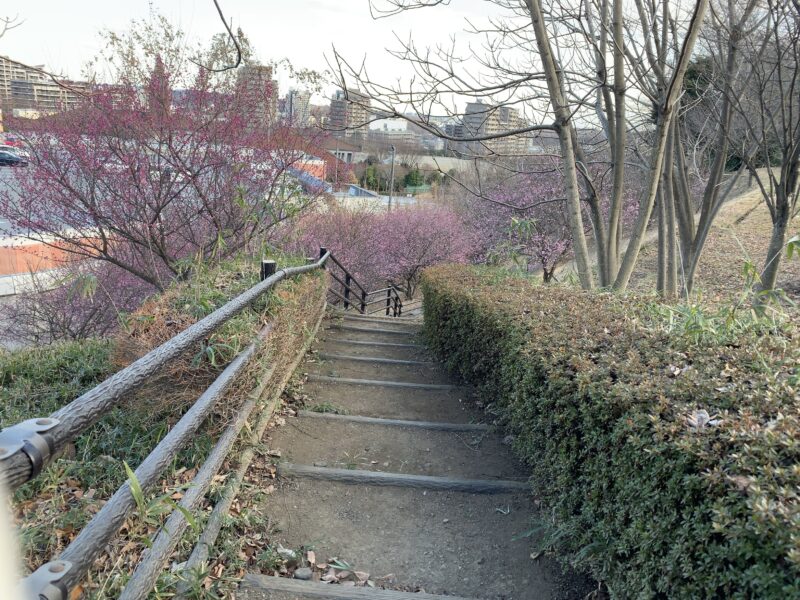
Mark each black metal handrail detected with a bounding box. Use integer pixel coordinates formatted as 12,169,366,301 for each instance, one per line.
1,253,331,600
318,247,403,317
320,248,370,312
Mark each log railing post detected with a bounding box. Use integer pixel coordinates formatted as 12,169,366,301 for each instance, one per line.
385,288,391,316
260,260,276,282
344,274,351,310
360,290,367,313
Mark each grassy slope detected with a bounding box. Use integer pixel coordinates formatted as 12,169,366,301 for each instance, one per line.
630,190,800,301
2,256,325,598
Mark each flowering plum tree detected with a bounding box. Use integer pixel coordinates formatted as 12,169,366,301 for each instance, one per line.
285,203,474,298
455,158,640,282
284,203,386,287
0,16,325,293
378,206,474,298
1,261,150,345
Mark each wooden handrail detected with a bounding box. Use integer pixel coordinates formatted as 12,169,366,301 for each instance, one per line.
328,271,363,301
6,253,332,598
327,286,357,308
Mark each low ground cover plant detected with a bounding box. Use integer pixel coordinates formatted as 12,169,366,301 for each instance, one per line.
421,264,800,599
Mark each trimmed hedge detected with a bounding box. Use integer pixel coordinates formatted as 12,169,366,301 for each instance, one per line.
421,265,800,599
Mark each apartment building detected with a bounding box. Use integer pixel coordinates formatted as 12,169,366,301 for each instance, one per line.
328,89,371,142
285,88,311,126
0,55,89,113
236,63,279,129
462,101,527,156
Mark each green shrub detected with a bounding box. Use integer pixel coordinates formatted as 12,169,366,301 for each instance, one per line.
421,264,800,599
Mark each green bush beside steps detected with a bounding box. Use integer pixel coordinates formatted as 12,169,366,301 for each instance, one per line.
421,265,800,599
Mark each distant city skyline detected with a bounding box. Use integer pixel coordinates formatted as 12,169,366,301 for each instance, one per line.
0,0,495,104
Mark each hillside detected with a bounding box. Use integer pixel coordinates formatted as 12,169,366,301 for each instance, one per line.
630,190,800,302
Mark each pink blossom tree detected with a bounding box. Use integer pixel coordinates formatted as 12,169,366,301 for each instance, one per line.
454,157,641,282
1,261,150,345
0,16,326,293
282,203,386,288
377,207,474,298
284,203,474,298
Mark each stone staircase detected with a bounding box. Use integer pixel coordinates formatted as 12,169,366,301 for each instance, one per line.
238,311,588,600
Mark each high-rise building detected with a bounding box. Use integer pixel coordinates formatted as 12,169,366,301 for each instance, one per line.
236,63,279,129
462,101,527,156
285,88,311,127
0,55,89,113
328,89,371,141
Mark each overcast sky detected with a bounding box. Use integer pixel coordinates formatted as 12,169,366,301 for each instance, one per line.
1,0,497,105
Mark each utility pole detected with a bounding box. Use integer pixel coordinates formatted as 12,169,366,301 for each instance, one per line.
388,144,396,212
334,141,339,189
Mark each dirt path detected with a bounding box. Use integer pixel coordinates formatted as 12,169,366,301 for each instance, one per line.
238,311,592,600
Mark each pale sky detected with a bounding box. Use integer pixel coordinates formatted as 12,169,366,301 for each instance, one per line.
1,0,497,105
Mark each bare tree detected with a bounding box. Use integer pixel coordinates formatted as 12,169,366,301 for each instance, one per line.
0,14,21,39
330,0,710,295
720,0,800,292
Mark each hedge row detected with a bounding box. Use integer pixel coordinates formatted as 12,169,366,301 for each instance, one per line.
421,265,800,599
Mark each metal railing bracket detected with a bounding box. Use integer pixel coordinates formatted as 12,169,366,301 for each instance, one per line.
20,560,73,600
0,417,60,476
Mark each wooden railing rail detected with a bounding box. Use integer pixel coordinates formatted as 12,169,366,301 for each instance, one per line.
2,253,331,600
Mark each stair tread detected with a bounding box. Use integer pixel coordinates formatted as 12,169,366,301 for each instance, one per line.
240,575,478,599
241,479,565,599
267,417,522,480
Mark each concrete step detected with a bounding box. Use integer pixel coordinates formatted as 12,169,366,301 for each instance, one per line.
306,375,455,390
265,417,523,480
316,353,435,366
301,381,477,423
296,411,488,432
239,575,477,599
306,355,451,386
279,463,528,493
338,313,422,326
243,478,570,599
328,317,422,333
318,339,429,362
323,324,421,344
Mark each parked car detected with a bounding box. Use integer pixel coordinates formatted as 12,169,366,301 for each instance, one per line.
0,150,28,167
0,144,31,159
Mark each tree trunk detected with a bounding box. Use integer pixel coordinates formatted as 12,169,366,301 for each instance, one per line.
663,126,679,299
606,0,627,284
572,135,609,286
656,191,666,294
525,0,594,290
613,0,709,290
672,125,696,279
759,198,790,292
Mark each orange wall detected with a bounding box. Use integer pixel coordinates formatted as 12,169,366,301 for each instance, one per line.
0,242,74,276
296,160,327,180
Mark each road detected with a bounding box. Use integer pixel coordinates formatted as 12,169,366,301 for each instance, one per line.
0,167,25,238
